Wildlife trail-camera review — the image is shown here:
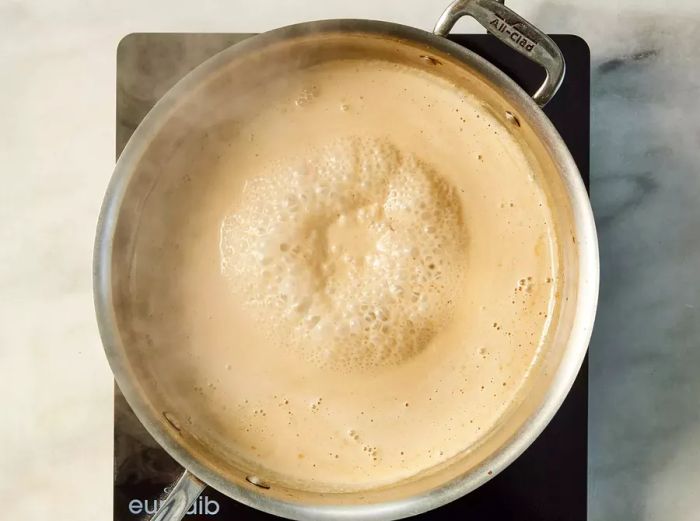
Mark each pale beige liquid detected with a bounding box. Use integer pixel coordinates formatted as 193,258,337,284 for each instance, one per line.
128,58,559,492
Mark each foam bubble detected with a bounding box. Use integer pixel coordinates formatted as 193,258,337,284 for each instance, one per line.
220,137,467,371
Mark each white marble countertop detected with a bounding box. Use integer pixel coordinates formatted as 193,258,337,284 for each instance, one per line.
1,0,699,519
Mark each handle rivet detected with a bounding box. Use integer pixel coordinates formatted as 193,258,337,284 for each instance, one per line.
505,111,521,127
419,55,442,66
163,411,182,432
246,475,271,489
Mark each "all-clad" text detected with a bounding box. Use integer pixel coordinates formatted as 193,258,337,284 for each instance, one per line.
489,17,535,53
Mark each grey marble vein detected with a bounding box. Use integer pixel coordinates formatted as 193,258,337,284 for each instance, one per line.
536,4,700,520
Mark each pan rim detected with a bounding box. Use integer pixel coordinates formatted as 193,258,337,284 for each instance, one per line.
95,20,598,521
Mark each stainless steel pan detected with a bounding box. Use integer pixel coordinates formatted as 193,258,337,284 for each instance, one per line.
94,1,599,519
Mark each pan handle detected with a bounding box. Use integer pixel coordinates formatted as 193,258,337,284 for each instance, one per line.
434,0,565,107
150,470,206,521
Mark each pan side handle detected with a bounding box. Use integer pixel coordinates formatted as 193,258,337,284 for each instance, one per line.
150,470,207,521
434,0,565,107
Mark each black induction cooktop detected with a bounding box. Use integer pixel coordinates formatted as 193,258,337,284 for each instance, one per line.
114,33,589,521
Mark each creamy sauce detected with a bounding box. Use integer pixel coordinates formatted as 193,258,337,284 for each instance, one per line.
128,59,559,492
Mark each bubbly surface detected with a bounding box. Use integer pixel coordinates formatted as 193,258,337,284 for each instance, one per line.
220,137,467,370
128,58,560,492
